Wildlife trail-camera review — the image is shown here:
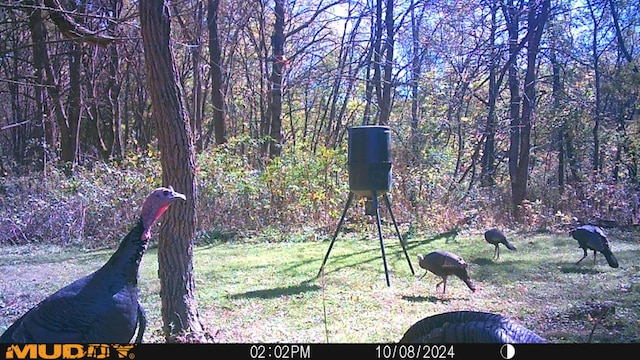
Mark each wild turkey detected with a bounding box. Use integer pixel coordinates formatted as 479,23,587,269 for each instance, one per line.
399,311,547,343
570,224,619,268
0,186,186,343
417,250,475,294
484,228,516,260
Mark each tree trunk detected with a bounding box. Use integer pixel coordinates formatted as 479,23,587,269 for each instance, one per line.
66,40,81,167
192,2,205,152
108,42,124,161
608,0,638,73
379,0,394,125
267,0,286,158
206,0,227,148
481,1,499,187
362,41,375,125
7,8,31,169
503,0,549,218
502,0,522,212
410,1,424,167
514,0,549,217
550,42,565,191
608,0,638,182
27,2,73,174
139,0,205,342
372,0,383,125
587,0,602,175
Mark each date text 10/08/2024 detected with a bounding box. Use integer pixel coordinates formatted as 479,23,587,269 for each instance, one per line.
247,344,457,359
376,345,456,359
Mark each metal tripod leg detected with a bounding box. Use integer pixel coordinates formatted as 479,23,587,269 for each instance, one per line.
317,192,354,278
372,191,391,287
383,193,415,275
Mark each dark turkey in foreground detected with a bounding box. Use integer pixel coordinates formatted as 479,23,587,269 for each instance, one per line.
0,186,186,343
399,311,547,343
417,250,475,294
570,225,619,268
483,228,516,260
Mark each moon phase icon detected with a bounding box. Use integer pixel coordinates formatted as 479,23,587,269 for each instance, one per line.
500,344,516,359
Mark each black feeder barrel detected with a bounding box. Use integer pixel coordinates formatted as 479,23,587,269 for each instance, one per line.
317,124,415,286
347,125,392,198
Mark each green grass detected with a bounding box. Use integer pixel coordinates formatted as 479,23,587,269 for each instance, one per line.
1,228,639,343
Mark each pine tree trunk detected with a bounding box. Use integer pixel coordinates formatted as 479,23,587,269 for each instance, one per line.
139,0,204,342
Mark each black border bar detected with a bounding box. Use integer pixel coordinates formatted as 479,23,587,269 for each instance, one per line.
1,343,634,360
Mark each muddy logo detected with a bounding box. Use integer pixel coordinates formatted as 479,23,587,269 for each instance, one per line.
4,344,136,359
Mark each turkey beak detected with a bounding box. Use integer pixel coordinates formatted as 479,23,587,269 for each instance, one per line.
163,190,186,211
171,191,187,202
166,186,186,202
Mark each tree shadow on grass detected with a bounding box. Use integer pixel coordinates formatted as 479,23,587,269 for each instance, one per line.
228,282,320,300
404,230,461,253
314,228,461,268
311,244,403,277
312,229,457,276
281,228,489,282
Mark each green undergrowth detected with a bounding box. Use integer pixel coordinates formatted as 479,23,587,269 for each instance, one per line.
6,139,633,253
1,229,638,343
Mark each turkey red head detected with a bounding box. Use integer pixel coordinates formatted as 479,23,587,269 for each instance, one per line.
141,186,186,240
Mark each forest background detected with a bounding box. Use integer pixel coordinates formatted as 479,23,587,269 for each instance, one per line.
0,0,638,248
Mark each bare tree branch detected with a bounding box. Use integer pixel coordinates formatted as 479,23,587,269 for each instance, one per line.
43,0,117,47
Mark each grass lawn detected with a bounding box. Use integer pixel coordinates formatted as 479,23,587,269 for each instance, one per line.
1,227,639,343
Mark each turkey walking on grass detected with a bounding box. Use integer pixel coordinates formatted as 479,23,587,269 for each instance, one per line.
399,311,547,343
570,224,619,268
417,250,476,294
484,228,516,260
0,186,186,343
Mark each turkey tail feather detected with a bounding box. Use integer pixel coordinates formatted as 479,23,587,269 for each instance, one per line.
399,311,547,343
